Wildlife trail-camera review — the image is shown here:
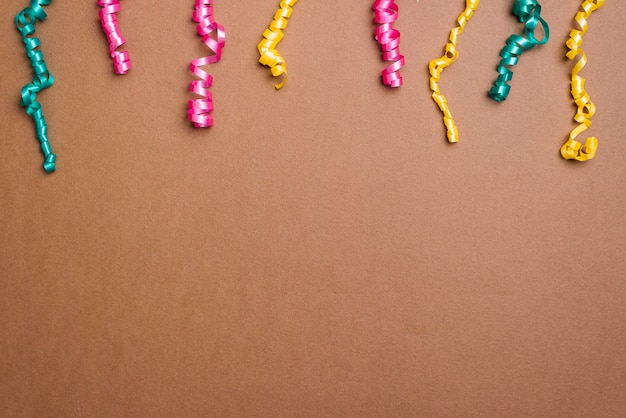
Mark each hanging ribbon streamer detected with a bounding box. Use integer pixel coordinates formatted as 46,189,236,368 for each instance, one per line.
428,0,480,143
258,0,298,90
98,0,131,75
373,0,404,87
188,0,226,128
561,0,604,162
15,0,56,173
488,0,549,102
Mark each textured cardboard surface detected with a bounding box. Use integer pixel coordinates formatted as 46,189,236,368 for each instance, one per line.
1,1,626,416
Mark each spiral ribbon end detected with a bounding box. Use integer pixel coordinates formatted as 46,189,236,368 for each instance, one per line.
275,73,288,90
113,51,131,75
560,137,597,161
488,83,510,102
444,117,459,143
42,154,56,173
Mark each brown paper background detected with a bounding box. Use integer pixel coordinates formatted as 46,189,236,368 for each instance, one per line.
1,1,626,416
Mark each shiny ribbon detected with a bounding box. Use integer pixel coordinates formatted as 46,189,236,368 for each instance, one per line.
561,0,604,162
258,0,297,89
488,0,549,102
188,0,225,128
15,0,56,173
98,0,131,75
373,0,404,87
429,0,480,143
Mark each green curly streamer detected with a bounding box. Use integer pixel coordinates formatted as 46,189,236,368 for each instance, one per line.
488,0,549,102
15,0,56,173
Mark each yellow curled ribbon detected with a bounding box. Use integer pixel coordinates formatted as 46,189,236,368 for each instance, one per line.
258,0,297,90
428,0,480,143
561,0,604,162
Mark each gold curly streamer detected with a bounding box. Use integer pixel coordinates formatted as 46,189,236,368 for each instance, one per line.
428,0,480,143
561,0,604,162
258,0,297,90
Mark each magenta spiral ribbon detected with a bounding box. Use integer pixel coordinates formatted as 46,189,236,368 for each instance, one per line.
98,0,131,74
373,0,404,87
188,0,225,128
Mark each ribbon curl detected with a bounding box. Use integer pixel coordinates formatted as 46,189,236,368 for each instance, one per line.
428,0,480,143
561,0,604,162
188,0,226,128
488,0,549,102
258,0,297,90
15,0,56,173
98,0,131,75
373,0,404,87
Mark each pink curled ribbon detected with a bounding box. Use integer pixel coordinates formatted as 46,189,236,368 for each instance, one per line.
98,0,131,75
188,0,225,128
373,0,404,87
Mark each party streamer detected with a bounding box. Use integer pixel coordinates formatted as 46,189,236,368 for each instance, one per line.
258,0,298,89
428,0,480,143
15,0,56,173
373,0,404,87
561,0,604,162
188,0,225,128
98,0,131,74
488,0,549,102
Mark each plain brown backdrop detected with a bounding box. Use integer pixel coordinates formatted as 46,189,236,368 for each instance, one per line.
1,1,625,416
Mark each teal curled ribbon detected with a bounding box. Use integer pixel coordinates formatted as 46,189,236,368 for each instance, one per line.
488,0,549,102
15,0,56,173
